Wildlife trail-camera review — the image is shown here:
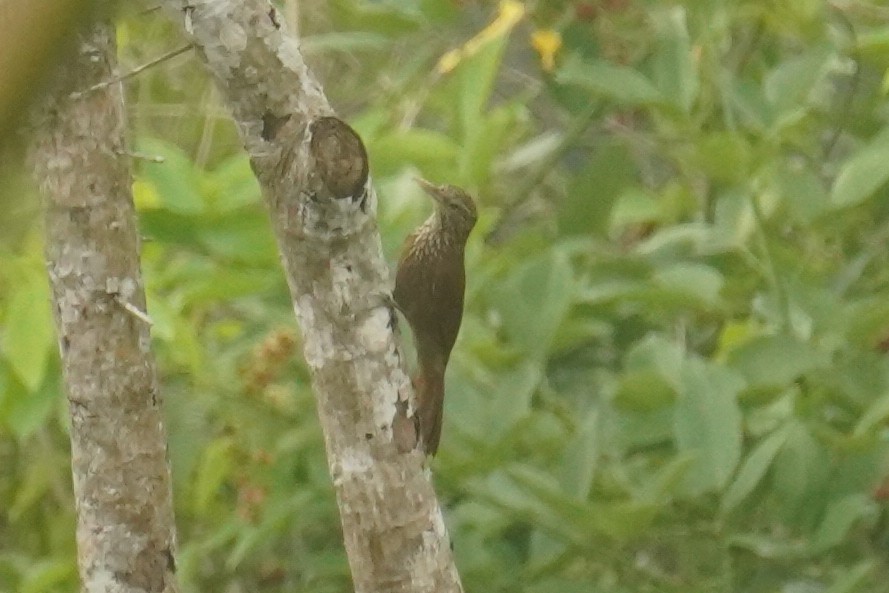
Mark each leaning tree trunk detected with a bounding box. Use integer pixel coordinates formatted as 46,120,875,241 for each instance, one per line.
159,1,463,591
29,20,180,593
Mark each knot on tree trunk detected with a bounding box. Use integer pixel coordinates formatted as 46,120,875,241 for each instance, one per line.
309,116,369,203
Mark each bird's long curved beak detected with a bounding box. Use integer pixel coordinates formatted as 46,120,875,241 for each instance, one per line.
414,177,444,203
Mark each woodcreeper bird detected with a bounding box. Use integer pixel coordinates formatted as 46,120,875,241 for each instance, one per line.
394,178,477,455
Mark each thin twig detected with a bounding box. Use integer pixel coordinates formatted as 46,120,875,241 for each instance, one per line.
137,5,162,16
114,296,154,326
822,5,860,161
485,102,601,244
115,149,165,163
69,44,193,100
749,193,791,332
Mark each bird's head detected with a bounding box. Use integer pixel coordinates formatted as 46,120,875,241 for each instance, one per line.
415,177,478,237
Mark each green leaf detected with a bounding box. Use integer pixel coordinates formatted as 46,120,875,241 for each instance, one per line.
502,466,660,543
687,132,752,184
722,425,789,512
194,211,277,265
366,129,459,178
144,292,175,342
2,271,54,391
3,372,60,441
763,45,831,115
9,454,55,520
772,422,828,519
854,392,889,437
613,369,677,412
825,561,876,593
653,262,724,307
811,494,877,553
726,334,826,392
624,334,685,389
203,155,261,212
226,493,313,569
857,27,889,58
300,32,392,54
330,1,423,34
609,188,663,231
556,54,663,106
651,6,699,114
499,132,561,173
137,137,205,214
776,161,830,222
492,250,574,358
560,142,637,236
830,126,889,208
469,469,577,542
674,358,744,494
457,33,510,135
728,77,774,131
447,371,512,444
584,500,661,542
726,533,807,560
484,361,542,440
843,297,889,345
459,102,522,187
643,453,697,499
559,409,599,500
193,437,234,516
711,188,756,247
138,211,207,249
179,268,281,306
636,222,712,256
19,559,75,593
616,407,674,450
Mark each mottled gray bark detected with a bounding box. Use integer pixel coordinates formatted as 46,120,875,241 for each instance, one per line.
29,21,180,593
159,1,462,592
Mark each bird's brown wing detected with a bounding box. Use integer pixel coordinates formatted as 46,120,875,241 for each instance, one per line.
394,236,466,368
427,258,465,361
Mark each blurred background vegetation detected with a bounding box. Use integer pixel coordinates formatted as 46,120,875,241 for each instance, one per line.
3,0,889,591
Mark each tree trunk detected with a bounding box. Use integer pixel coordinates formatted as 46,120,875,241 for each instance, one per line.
159,1,463,591
29,20,180,593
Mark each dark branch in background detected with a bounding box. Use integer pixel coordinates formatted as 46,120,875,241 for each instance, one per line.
823,5,861,162
486,102,601,245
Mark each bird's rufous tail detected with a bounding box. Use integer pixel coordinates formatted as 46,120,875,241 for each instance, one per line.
414,369,445,455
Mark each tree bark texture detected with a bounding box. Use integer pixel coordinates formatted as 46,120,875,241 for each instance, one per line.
160,1,463,592
29,21,180,593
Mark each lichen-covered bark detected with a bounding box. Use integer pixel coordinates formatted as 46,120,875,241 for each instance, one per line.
29,21,180,593
159,1,462,591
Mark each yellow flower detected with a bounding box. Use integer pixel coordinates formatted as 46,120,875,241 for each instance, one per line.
531,29,562,72
436,0,526,74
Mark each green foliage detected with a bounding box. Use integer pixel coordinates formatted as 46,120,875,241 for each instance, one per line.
3,1,889,592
